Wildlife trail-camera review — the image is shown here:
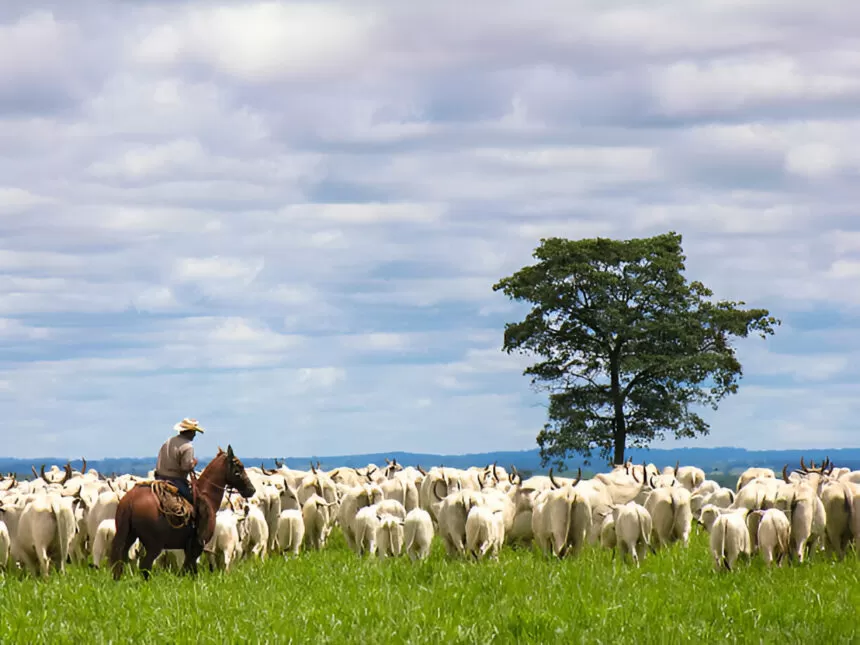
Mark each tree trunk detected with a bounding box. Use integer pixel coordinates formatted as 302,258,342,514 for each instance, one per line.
610,364,627,466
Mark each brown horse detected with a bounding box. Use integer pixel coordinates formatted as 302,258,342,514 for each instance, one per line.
109,445,256,580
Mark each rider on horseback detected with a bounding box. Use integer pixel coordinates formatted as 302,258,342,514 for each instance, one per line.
155,418,206,542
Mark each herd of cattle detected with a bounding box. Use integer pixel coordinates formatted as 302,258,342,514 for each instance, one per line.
1,456,859,577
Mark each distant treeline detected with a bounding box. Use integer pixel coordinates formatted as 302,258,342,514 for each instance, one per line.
1,447,856,481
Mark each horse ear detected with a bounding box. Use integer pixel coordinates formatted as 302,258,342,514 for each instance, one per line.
227,445,234,459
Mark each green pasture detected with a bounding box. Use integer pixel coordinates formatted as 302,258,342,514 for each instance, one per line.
1,528,858,644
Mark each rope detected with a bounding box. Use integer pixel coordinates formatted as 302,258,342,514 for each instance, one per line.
149,480,193,529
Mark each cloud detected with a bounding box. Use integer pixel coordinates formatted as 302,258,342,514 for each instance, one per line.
2,1,860,459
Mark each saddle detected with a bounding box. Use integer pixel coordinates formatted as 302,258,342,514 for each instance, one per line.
139,478,215,547
141,480,194,529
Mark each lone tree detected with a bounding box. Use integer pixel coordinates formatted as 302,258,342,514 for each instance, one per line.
493,231,780,468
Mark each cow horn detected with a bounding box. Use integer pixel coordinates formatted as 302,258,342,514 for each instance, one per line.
81,457,87,473
261,463,273,475
329,469,340,480
573,467,582,486
432,479,446,501
493,462,500,482
510,464,521,483
827,462,835,476
365,471,373,483
800,456,807,472
31,465,38,480
649,474,657,489
61,462,73,484
385,458,391,465
316,461,321,470
392,458,398,466
822,457,830,472
674,460,680,474
549,468,560,489
106,479,116,493
417,465,427,476
274,458,284,468
40,464,47,480
310,461,317,474
782,465,790,484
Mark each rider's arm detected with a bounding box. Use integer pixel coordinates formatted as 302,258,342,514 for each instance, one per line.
179,444,196,475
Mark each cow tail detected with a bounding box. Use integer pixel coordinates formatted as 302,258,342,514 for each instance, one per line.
558,490,575,558
638,508,651,553
720,521,729,570
777,517,789,557
669,494,677,540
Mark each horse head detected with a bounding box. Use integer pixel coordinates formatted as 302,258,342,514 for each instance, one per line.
223,445,256,498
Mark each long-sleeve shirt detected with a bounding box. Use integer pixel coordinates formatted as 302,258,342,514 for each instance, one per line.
155,434,195,478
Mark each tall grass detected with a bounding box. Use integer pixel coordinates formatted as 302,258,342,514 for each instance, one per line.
1,528,858,644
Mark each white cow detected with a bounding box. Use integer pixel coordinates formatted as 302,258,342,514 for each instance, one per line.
0,519,9,570
611,501,653,567
206,510,244,572
645,486,692,548
301,494,333,551
675,466,706,491
13,494,78,577
818,480,854,560
532,479,592,559
598,513,617,550
353,506,381,556
736,467,775,491
700,504,751,571
419,467,463,523
338,484,384,553
773,480,825,562
86,490,121,557
403,508,434,561
275,510,305,556
380,477,419,512
238,502,269,560
376,515,405,559
753,509,790,568
91,519,117,569
465,505,504,560
434,490,485,557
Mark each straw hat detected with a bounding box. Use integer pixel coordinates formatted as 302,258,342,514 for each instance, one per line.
173,418,205,434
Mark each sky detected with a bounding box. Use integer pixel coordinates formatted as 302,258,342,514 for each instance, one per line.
1,1,859,459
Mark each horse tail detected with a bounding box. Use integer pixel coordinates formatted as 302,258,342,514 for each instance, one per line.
109,489,134,576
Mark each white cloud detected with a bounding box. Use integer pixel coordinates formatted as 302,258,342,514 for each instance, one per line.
133,3,377,82
2,1,860,458
0,187,55,213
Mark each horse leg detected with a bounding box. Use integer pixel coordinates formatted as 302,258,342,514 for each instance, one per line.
138,544,163,581
183,538,203,577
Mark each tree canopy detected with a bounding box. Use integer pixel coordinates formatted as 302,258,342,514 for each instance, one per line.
493,231,780,468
